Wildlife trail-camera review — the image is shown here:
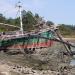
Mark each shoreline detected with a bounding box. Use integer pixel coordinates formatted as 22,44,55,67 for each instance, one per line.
63,38,75,41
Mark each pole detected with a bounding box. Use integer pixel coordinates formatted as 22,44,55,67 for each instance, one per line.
19,6,23,34
17,1,23,35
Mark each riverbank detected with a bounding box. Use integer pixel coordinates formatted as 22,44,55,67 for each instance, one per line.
0,60,60,75
0,59,75,75
0,42,74,75
63,38,75,41
62,38,75,43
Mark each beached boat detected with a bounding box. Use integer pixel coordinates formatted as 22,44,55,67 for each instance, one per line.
0,26,56,53
0,1,74,55
0,2,57,53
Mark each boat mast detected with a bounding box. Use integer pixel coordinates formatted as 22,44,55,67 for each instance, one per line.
17,1,23,34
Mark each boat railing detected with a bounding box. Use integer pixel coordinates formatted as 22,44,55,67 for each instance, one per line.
0,27,55,40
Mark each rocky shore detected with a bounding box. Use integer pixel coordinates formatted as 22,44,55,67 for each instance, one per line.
0,61,60,75
0,61,75,75
0,42,75,75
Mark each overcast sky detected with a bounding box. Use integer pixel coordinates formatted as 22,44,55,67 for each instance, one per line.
0,0,75,25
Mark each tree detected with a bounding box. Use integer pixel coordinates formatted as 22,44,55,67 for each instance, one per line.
14,17,20,26
46,21,54,26
22,10,36,31
0,13,6,23
22,10,26,17
6,18,15,25
35,13,39,19
58,24,72,35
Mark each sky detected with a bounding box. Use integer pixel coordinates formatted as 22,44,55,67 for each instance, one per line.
0,0,75,25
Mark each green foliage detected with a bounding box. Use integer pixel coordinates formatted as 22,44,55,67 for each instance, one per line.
0,10,75,36
0,14,6,23
14,18,20,26
6,18,14,25
59,24,75,36
22,10,37,31
0,11,37,31
35,13,39,18
46,21,54,26
0,28,6,32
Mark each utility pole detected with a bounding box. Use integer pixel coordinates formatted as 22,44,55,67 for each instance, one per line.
16,1,23,35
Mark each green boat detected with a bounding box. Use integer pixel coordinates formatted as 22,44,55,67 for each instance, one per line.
0,2,74,55
0,27,56,53
0,2,57,54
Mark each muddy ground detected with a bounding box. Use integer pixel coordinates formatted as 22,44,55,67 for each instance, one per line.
0,42,75,75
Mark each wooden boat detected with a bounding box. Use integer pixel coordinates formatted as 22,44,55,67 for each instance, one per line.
0,1,75,55
0,26,56,53
0,2,57,54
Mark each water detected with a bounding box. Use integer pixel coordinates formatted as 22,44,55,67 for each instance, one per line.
70,43,75,66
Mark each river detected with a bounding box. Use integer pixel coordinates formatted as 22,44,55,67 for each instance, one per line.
70,42,75,66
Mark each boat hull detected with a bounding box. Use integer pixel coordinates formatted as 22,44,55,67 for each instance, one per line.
0,30,55,53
